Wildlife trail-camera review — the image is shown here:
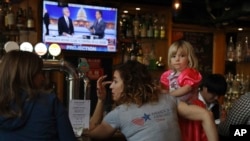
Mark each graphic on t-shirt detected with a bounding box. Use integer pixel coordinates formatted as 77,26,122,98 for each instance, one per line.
131,113,151,126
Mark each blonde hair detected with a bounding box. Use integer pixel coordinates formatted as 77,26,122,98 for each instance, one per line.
168,40,198,70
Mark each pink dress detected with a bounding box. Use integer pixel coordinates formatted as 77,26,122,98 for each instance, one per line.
160,68,202,102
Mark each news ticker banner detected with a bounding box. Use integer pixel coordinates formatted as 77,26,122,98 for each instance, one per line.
44,36,108,46
44,36,116,52
229,125,250,141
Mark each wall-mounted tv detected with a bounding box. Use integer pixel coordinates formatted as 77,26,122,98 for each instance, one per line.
42,0,118,53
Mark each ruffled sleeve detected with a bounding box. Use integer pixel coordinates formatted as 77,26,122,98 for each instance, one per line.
178,68,202,88
160,70,172,89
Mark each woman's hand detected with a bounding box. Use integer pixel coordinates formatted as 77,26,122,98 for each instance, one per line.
87,75,112,132
96,75,112,101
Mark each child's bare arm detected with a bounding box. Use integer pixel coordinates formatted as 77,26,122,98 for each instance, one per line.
170,85,192,97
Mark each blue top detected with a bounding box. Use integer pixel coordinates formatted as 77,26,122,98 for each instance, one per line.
0,92,77,141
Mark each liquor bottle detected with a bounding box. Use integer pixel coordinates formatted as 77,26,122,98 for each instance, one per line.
235,41,243,62
121,42,129,63
130,40,137,61
140,15,147,38
133,13,140,38
0,2,5,29
26,6,34,29
153,14,159,38
136,43,143,63
125,14,132,38
5,4,15,30
226,36,235,61
232,74,240,95
244,36,250,62
146,14,153,38
142,48,150,66
148,44,157,70
159,14,166,39
16,7,25,29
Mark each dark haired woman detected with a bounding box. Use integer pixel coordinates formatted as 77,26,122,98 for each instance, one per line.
0,50,76,141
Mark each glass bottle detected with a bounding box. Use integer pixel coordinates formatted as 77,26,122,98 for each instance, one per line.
245,75,250,92
133,13,140,38
153,14,159,38
232,74,240,95
130,40,137,61
16,7,25,29
146,14,153,38
226,36,235,61
142,47,150,66
26,6,34,29
148,44,157,70
120,14,127,38
136,43,143,63
159,14,166,39
235,41,243,62
244,36,250,62
121,42,129,63
4,4,8,28
0,2,5,29
125,14,132,38
140,15,147,38
5,4,15,30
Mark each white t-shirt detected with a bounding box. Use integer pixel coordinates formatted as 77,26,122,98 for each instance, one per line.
104,94,181,141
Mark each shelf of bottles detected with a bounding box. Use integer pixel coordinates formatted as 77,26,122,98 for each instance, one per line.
119,11,167,40
0,0,35,43
222,72,249,113
119,8,166,70
226,36,250,63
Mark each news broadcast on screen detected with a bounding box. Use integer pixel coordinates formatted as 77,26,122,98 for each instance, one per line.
42,0,118,53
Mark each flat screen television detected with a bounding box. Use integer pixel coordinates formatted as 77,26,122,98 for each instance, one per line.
42,0,118,53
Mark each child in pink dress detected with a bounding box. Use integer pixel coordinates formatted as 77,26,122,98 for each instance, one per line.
160,40,206,141
160,40,202,103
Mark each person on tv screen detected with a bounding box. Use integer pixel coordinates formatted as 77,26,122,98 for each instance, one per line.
89,10,106,39
43,8,50,35
58,7,74,36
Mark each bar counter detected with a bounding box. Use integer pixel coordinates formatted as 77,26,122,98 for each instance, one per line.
78,132,127,141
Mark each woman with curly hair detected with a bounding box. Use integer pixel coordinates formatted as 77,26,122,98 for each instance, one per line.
87,60,218,141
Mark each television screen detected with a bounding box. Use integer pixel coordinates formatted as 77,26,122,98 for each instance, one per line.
42,0,118,53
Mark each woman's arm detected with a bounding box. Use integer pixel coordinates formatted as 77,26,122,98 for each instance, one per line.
87,75,115,139
89,99,105,130
88,100,116,139
177,101,219,141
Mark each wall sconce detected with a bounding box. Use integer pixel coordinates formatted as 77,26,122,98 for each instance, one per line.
172,0,181,11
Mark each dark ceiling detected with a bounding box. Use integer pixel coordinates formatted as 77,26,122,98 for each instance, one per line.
116,0,250,29
73,0,250,29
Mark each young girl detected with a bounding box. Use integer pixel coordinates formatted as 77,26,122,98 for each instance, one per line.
160,40,206,141
160,40,202,103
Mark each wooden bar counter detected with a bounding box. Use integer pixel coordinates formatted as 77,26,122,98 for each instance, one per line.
78,132,126,141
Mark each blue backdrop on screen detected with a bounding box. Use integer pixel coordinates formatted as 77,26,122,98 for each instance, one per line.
45,5,117,22
42,0,118,53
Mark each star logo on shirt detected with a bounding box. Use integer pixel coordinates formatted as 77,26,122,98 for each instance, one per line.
142,113,151,121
